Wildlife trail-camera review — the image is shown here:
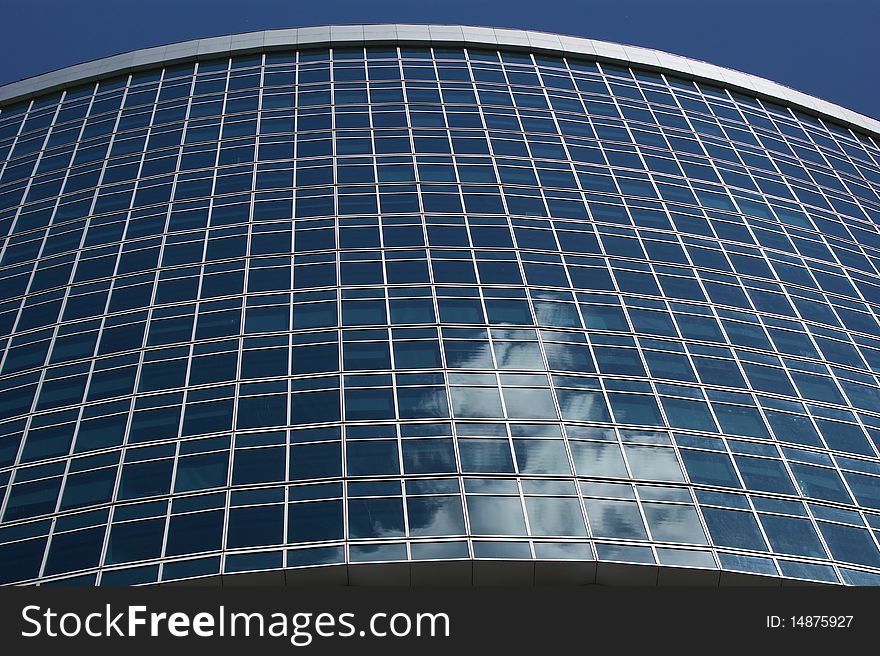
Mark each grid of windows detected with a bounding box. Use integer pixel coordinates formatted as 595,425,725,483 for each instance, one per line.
1,38,880,586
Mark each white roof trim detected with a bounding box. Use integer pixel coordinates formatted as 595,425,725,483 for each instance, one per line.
1,24,877,137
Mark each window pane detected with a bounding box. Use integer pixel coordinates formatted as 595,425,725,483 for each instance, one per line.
759,514,826,558
570,441,628,477
348,497,405,538
466,496,527,536
624,445,684,482
701,507,767,551
407,496,466,536
525,497,587,536
583,499,647,540
642,503,707,544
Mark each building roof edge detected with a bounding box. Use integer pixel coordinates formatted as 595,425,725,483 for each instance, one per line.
1,24,878,138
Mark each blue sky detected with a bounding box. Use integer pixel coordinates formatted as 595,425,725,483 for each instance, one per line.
1,0,877,118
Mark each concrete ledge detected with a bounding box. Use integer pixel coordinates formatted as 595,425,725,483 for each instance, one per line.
152,560,836,587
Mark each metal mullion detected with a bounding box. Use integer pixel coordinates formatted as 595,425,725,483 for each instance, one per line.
820,455,879,540
220,55,247,504
245,55,265,225
767,283,854,406
736,493,782,577
676,484,722,570
330,60,349,559
418,97,468,557
89,84,136,224
0,103,32,184
1,97,56,260
83,74,136,375
529,319,594,551
3,296,105,523
160,73,206,459
7,98,101,495
31,105,94,265
489,376,515,474
35,489,67,582
101,421,134,573
157,441,183,576
363,51,383,229
536,59,596,237
211,57,234,201
800,497,857,583
95,71,175,578
398,58,443,362
423,48,459,223
511,476,536,559
362,66,400,435
0,174,62,341
121,75,188,464
527,63,581,222
629,484,663,559
464,50,523,295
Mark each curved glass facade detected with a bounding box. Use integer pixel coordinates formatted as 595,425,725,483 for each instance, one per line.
2,29,880,586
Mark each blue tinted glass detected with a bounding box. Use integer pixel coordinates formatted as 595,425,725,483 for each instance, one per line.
118,460,173,500
0,538,47,584
396,387,449,419
608,393,664,426
393,341,442,368
44,527,104,575
525,497,587,536
734,456,796,494
544,343,595,372
556,389,611,422
570,441,628,477
843,471,880,510
504,387,557,419
4,36,880,586
642,504,707,544
444,341,493,368
680,449,740,488
166,510,224,556
450,387,503,418
289,442,342,480
407,496,466,536
661,397,718,432
513,439,571,474
344,342,391,370
759,514,826,558
60,468,116,510
232,447,285,485
817,522,880,568
459,439,514,473
346,440,400,476
226,505,284,548
348,497,405,538
583,499,647,540
789,463,853,503
106,519,165,564
466,496,527,536
291,390,340,424
402,439,456,473
702,507,767,551
288,500,344,542
344,387,395,420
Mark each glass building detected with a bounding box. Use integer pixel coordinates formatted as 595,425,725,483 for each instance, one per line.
1,25,880,586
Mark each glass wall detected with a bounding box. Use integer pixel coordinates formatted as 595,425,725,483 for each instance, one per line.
1,41,880,585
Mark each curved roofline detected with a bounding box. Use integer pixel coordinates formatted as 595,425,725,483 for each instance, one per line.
0,24,877,138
